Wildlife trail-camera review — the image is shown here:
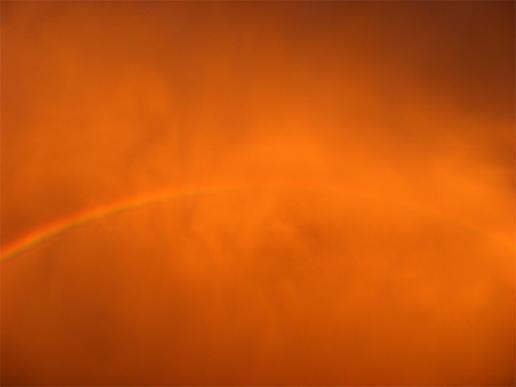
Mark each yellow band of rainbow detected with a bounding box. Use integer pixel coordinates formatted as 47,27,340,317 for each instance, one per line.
0,186,226,262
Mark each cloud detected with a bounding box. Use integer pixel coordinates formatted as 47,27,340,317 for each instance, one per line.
1,1,514,385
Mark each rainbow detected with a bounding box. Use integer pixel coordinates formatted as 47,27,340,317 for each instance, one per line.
0,186,230,263
1,183,513,263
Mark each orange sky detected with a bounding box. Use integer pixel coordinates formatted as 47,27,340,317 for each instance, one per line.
1,1,514,385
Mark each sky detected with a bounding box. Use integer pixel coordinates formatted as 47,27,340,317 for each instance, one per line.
0,1,514,385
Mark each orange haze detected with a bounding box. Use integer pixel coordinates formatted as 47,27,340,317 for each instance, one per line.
1,1,514,385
